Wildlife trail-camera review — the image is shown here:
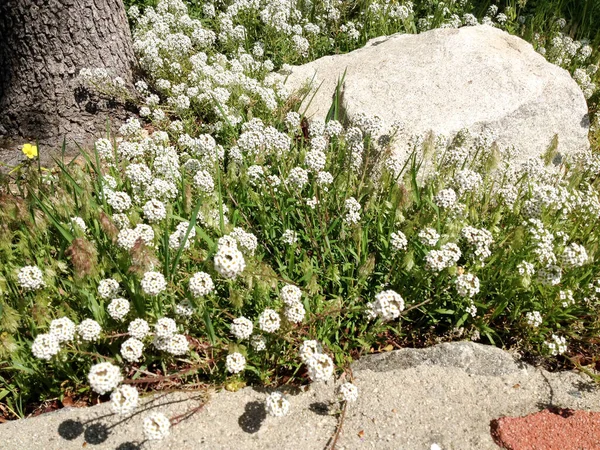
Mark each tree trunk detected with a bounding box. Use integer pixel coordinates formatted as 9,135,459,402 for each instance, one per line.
0,0,136,164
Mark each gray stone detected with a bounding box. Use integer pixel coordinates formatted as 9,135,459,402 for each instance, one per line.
3,342,600,449
283,25,590,164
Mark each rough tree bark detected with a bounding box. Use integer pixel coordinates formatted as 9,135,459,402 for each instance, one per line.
0,0,137,164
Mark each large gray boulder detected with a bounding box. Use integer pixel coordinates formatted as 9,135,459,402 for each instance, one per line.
284,25,590,163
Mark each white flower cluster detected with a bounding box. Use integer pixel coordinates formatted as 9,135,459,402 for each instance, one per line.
128,318,150,339
281,284,305,323
525,311,543,328
214,239,246,279
31,334,60,360
17,265,45,291
143,199,167,222
455,273,480,298
259,309,281,333
366,289,405,321
337,382,359,402
189,272,214,297
425,243,461,272
265,391,290,417
88,362,123,395
141,271,167,296
121,337,144,362
98,278,120,299
517,261,535,277
344,197,361,225
108,298,130,321
390,231,408,251
230,227,258,255
461,226,493,262
225,352,246,374
110,384,139,415
434,188,457,209
282,229,298,245
546,334,567,356
231,316,253,340
143,412,171,440
561,243,588,268
169,221,196,250
77,319,102,342
418,228,440,246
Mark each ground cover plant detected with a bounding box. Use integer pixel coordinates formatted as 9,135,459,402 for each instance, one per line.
1,0,600,441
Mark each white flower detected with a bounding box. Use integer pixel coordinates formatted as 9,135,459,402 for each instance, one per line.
141,271,167,296
175,300,194,318
537,265,562,286
517,261,535,277
258,309,281,333
455,273,480,298
49,317,76,343
106,191,132,212
143,199,167,223
214,244,246,279
370,290,405,321
545,334,567,356
265,392,290,417
230,227,258,255
108,298,130,321
280,285,302,305
231,317,253,340
121,337,144,363
287,167,309,189
98,278,120,299
165,334,189,355
526,311,543,327
337,382,359,402
307,353,334,382
143,412,171,440
561,243,588,268
226,352,246,374
189,272,214,297
284,302,306,323
344,197,361,225
251,335,267,351
110,385,139,415
434,188,457,209
77,319,102,342
88,362,123,395
194,169,215,193
390,231,407,251
70,216,87,232
17,265,45,291
418,228,440,246
155,317,177,338
31,333,60,360
282,229,298,245
128,318,150,340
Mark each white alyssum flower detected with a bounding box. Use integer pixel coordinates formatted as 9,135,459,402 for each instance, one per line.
284,302,306,323
307,353,334,382
282,229,298,245
561,243,588,268
17,265,45,291
77,319,102,342
32,333,60,360
214,243,246,279
110,385,139,415
88,362,123,395
108,298,130,321
265,392,290,417
165,334,189,355
526,311,543,328
49,317,76,343
559,290,575,308
390,231,408,251
141,271,167,296
189,272,214,297
344,197,361,225
287,167,309,189
143,412,171,440
455,273,480,298
194,169,215,193
258,309,281,333
128,318,150,340
230,227,258,255
226,352,246,374
121,337,144,363
434,188,457,209
370,290,405,321
251,335,267,351
155,317,177,338
338,382,359,402
517,261,535,277
98,278,120,299
106,191,132,212
546,334,568,356
537,265,562,286
143,199,167,223
231,317,253,340
280,285,302,305
70,216,87,232
299,340,324,364
175,300,194,318
418,228,440,246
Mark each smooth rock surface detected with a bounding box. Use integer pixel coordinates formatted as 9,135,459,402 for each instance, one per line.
3,342,600,449
283,25,590,164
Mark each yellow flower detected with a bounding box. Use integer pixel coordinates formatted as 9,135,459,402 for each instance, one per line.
22,143,38,159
